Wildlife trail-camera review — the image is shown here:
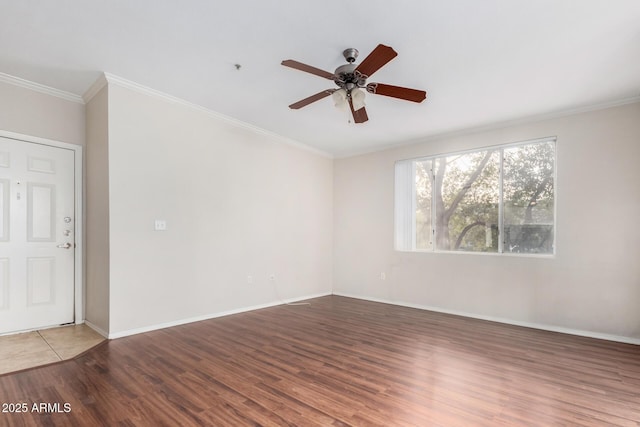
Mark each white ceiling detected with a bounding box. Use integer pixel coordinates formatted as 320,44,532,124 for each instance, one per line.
1,1,639,157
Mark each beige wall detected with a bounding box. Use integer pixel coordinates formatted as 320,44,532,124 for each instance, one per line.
4,74,639,343
333,102,640,341
105,83,333,336
84,86,110,334
0,80,85,146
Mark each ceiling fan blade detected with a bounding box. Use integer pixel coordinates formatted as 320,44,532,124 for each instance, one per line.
348,98,369,124
354,44,398,78
281,59,335,80
366,83,426,103
288,89,336,109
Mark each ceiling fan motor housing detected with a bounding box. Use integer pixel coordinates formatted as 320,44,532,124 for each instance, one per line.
334,63,367,92
334,48,367,92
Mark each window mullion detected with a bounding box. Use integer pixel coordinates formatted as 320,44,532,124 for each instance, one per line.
498,149,504,253
430,160,436,251
410,161,417,251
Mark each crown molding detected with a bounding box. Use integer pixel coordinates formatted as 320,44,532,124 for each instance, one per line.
0,72,84,104
99,72,333,159
336,95,640,159
82,73,108,103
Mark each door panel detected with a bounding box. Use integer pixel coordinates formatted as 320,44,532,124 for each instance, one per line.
0,179,8,241
0,136,75,334
0,258,8,309
28,183,56,241
27,257,55,305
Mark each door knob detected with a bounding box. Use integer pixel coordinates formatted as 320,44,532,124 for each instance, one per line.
56,242,72,249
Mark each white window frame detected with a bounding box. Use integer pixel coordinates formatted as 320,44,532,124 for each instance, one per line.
394,136,557,257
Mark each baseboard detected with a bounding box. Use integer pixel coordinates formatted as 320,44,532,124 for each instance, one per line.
332,292,640,346
107,292,332,339
84,320,109,339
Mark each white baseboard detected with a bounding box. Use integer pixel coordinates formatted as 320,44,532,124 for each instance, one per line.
332,292,640,346
107,292,331,339
84,320,109,339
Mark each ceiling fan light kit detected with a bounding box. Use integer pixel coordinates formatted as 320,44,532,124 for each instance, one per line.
332,89,348,110
282,44,427,124
350,88,366,111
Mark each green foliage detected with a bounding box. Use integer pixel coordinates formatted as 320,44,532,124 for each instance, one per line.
503,141,555,252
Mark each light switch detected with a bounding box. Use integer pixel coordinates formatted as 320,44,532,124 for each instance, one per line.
154,220,167,231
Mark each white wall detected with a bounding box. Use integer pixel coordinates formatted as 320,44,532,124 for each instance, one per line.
84,86,110,334
105,83,333,336
0,80,85,146
333,102,640,342
5,73,639,343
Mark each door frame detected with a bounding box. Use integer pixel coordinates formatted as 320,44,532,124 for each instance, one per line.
0,129,84,326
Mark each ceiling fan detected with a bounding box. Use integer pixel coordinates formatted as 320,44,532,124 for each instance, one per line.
281,44,427,124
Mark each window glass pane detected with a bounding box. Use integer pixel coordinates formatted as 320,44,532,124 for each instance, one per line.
415,160,432,250
434,150,500,252
503,141,555,254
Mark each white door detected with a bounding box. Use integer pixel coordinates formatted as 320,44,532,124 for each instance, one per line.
0,136,75,334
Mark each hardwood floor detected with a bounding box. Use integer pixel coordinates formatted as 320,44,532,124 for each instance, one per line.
1,296,639,426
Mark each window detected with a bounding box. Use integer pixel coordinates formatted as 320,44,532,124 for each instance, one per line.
395,138,555,255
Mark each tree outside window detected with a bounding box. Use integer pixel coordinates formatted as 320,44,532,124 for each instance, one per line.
397,139,555,254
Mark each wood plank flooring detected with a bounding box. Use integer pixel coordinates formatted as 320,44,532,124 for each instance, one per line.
1,296,639,426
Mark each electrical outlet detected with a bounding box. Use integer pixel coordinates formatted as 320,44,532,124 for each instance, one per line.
380,272,386,280
154,220,167,231
247,275,253,284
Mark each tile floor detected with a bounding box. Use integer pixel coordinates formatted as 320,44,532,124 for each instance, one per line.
0,324,105,375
